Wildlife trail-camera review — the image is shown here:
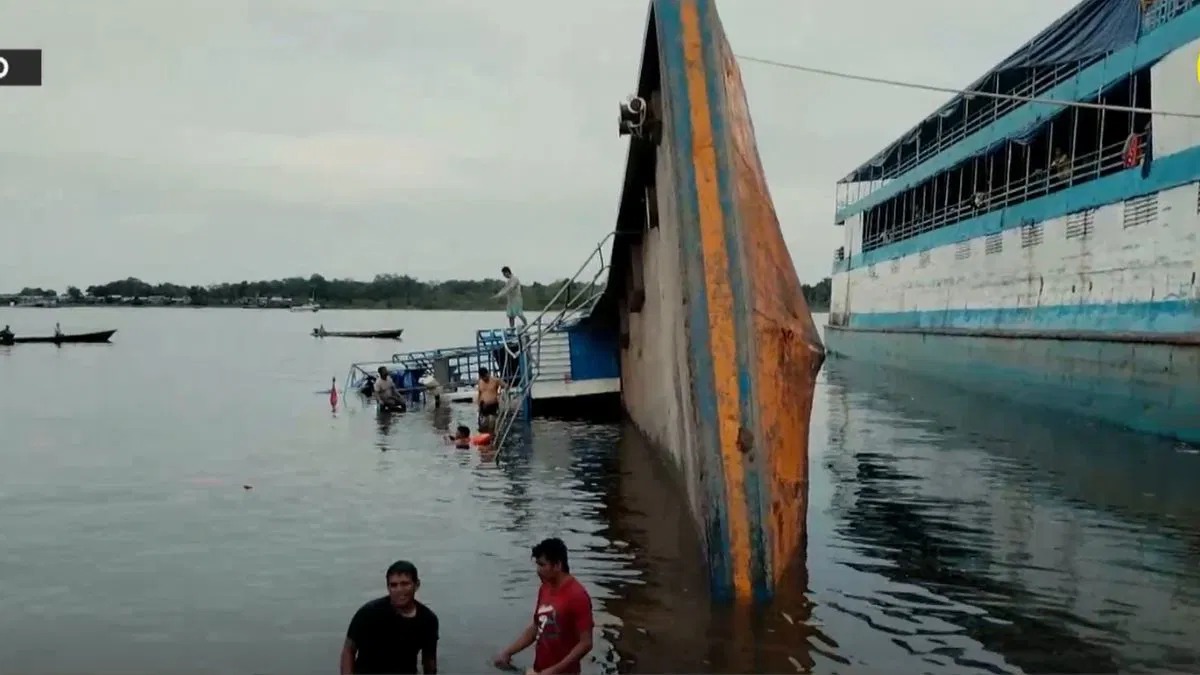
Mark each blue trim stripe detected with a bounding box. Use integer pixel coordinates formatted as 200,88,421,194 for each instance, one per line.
848,299,1200,334
835,5,1200,221
696,0,771,603
652,0,734,597
825,328,1200,444
837,142,1200,273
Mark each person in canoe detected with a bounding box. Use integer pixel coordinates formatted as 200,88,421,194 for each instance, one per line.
0,325,13,345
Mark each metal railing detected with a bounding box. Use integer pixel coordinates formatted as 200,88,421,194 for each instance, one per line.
836,0,1191,210
837,65,1086,208
340,230,618,458
1144,0,1199,32
489,231,616,457
860,131,1146,252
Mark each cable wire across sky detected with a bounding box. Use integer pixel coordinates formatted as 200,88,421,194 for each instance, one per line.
734,54,1200,120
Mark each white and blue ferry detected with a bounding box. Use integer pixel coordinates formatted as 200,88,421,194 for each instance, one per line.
826,0,1200,444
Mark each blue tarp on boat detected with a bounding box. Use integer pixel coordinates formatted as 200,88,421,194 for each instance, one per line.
841,0,1143,183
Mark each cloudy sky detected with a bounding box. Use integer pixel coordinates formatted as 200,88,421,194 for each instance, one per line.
0,0,1074,291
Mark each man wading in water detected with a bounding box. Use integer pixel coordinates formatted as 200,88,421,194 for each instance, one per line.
340,560,439,674
493,538,594,675
477,367,502,429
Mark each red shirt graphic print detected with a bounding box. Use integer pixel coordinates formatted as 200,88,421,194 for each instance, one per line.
532,576,593,673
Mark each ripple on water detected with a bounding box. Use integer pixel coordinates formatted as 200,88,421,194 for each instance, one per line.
5,313,1200,674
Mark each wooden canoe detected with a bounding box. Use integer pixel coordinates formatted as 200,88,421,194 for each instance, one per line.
8,329,117,344
312,328,403,340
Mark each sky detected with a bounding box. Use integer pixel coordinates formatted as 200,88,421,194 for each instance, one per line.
0,0,1077,291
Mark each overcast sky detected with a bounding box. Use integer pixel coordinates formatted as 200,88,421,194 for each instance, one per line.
0,0,1075,290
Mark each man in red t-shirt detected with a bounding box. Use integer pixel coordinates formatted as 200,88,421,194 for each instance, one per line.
493,538,594,675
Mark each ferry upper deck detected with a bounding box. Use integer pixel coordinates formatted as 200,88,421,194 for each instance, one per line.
831,0,1200,270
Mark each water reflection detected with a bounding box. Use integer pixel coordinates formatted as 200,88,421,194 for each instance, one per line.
596,423,831,674
815,360,1200,673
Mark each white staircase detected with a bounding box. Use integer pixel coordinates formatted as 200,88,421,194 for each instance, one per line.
489,232,617,456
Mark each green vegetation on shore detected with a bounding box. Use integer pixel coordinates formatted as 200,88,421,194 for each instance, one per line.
7,274,832,312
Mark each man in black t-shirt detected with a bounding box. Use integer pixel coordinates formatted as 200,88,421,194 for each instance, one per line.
340,560,439,674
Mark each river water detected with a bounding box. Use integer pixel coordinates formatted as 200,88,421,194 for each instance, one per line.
1,307,1198,674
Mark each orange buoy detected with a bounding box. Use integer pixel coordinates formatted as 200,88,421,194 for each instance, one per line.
470,433,492,446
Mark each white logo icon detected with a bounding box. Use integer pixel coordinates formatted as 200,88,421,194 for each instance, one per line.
0,57,9,80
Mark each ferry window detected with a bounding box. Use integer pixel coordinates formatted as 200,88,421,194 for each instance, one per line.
860,66,1152,254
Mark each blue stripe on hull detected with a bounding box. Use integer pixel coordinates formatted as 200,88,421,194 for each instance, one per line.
824,326,1200,445
848,299,1200,334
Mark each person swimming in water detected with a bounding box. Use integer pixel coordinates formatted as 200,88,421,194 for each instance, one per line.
447,425,470,449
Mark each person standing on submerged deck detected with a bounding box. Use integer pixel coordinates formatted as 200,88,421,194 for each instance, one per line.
477,367,502,427
494,266,528,329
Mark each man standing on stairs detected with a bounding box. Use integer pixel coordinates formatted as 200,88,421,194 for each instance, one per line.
477,367,502,430
494,266,528,330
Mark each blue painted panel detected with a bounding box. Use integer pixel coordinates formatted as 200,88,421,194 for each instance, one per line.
842,143,1200,272
835,5,1200,221
824,327,1200,444
565,327,620,381
849,299,1200,334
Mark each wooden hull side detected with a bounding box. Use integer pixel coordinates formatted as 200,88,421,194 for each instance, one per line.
10,330,116,344
649,0,825,603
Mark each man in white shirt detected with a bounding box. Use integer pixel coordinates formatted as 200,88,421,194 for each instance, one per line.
494,266,528,329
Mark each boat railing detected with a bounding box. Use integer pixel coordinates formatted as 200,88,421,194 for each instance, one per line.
839,0,1190,211
1144,0,1198,32
341,229,616,457
860,131,1145,254
345,343,489,404
837,64,1085,208
488,231,616,456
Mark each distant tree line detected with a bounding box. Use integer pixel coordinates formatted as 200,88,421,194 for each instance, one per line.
10,274,832,312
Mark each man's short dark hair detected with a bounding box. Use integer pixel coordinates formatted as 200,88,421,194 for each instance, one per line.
532,537,569,573
456,425,470,436
386,560,419,584
479,367,489,377
501,266,511,275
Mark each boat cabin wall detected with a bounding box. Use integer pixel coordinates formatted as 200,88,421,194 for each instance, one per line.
617,84,709,542
1149,36,1200,159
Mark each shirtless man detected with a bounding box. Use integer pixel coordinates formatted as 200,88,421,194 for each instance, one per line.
374,366,406,411
476,367,502,427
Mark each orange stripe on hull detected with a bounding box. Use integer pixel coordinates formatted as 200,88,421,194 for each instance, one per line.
678,0,752,601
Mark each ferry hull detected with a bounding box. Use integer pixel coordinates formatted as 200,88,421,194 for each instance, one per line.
825,326,1200,444
592,0,825,603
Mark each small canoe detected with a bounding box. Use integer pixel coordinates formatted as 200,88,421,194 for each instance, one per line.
9,329,117,344
312,328,403,340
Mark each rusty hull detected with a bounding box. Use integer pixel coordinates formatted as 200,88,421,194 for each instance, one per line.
590,0,825,603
